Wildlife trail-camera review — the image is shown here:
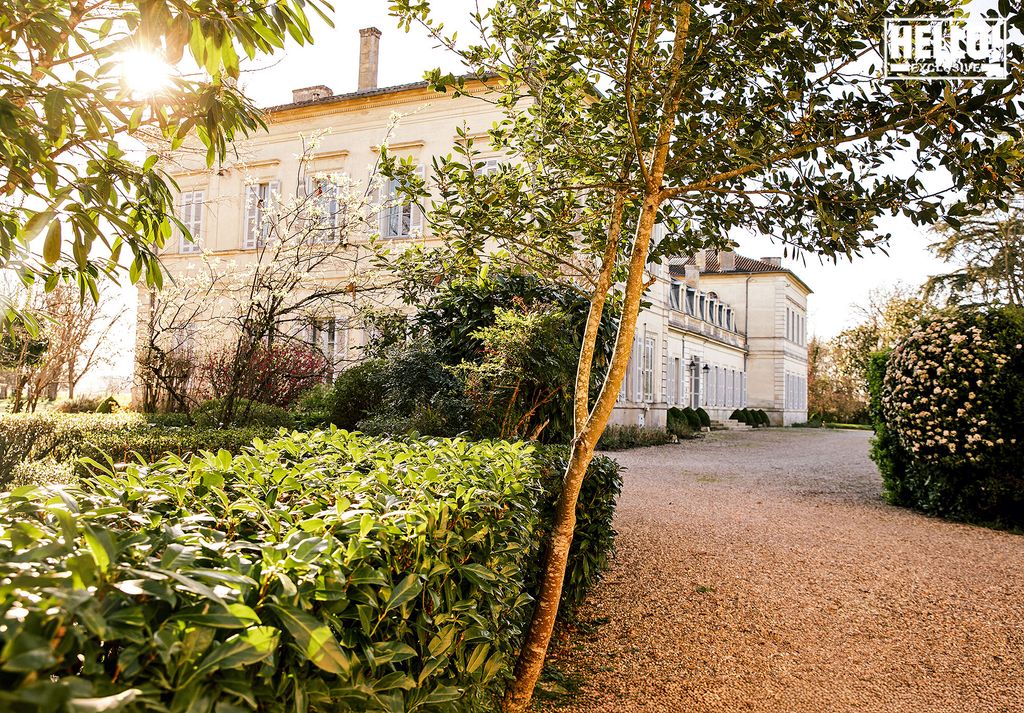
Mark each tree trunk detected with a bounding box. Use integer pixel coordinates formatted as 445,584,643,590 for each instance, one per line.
502,196,662,712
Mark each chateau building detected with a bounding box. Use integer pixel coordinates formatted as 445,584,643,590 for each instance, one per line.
138,27,810,425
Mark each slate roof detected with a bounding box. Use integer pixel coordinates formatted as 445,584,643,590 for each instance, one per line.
264,74,495,114
668,252,812,293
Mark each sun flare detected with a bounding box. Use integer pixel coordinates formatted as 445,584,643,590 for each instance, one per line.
118,49,174,97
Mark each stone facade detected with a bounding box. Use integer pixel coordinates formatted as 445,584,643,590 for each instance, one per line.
137,28,810,425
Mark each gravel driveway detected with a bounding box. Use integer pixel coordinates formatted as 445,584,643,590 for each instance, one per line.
540,428,1024,713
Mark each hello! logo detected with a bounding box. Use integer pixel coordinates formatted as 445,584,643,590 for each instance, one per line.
884,17,1008,80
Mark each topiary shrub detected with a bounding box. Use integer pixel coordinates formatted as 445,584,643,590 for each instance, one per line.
94,395,120,413
729,408,745,423
870,308,1024,527
756,409,770,426
681,407,702,430
0,430,620,710
666,407,693,438
695,407,711,428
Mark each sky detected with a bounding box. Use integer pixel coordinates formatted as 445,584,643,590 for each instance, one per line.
85,2,996,390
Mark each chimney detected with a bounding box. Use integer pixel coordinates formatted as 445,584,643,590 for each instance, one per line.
760,256,782,267
684,263,700,287
719,250,736,272
694,251,707,271
358,27,382,91
291,85,333,103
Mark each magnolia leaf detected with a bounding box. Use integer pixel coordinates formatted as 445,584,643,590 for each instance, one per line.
68,689,142,712
383,574,421,613
22,210,55,242
42,220,62,264
269,605,351,675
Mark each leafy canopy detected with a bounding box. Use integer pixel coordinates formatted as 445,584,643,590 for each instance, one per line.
391,0,1023,269
0,0,332,324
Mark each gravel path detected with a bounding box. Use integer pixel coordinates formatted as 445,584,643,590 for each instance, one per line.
540,429,1024,713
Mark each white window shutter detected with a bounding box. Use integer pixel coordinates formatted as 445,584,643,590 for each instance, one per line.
378,179,391,237
244,185,260,249
411,165,425,235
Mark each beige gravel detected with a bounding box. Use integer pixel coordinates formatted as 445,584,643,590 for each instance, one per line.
541,428,1024,713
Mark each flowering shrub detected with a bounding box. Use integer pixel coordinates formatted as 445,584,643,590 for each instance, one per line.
201,341,329,408
870,308,1024,526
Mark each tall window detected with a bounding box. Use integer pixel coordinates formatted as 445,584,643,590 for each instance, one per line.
308,318,346,379
244,181,280,249
685,288,696,315
380,166,424,238
641,336,656,402
689,358,702,408
178,190,204,254
305,175,342,243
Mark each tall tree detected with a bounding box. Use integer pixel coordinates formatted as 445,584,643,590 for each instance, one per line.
388,1,1024,709
926,197,1024,306
0,0,332,326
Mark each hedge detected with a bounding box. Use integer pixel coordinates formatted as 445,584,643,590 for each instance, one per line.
0,429,621,711
0,413,276,488
596,424,673,450
680,407,702,430
695,407,711,428
869,308,1024,527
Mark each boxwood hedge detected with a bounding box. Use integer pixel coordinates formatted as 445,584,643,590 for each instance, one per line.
0,429,620,711
0,413,276,487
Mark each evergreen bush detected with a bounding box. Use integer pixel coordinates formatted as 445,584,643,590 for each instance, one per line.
695,407,711,428
869,308,1024,527
0,430,620,710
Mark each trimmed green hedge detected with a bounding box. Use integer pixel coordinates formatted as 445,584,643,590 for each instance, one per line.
0,429,621,711
680,407,702,430
596,424,673,450
0,413,276,487
695,407,711,428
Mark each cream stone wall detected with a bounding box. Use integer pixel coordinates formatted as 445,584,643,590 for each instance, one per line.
138,76,811,427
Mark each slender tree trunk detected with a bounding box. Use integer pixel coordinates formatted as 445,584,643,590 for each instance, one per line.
503,196,662,712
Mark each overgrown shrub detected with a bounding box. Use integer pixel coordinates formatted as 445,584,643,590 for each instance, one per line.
372,269,619,443
55,396,105,413
597,424,673,450
331,360,388,430
0,430,620,711
869,309,1024,527
695,407,711,428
